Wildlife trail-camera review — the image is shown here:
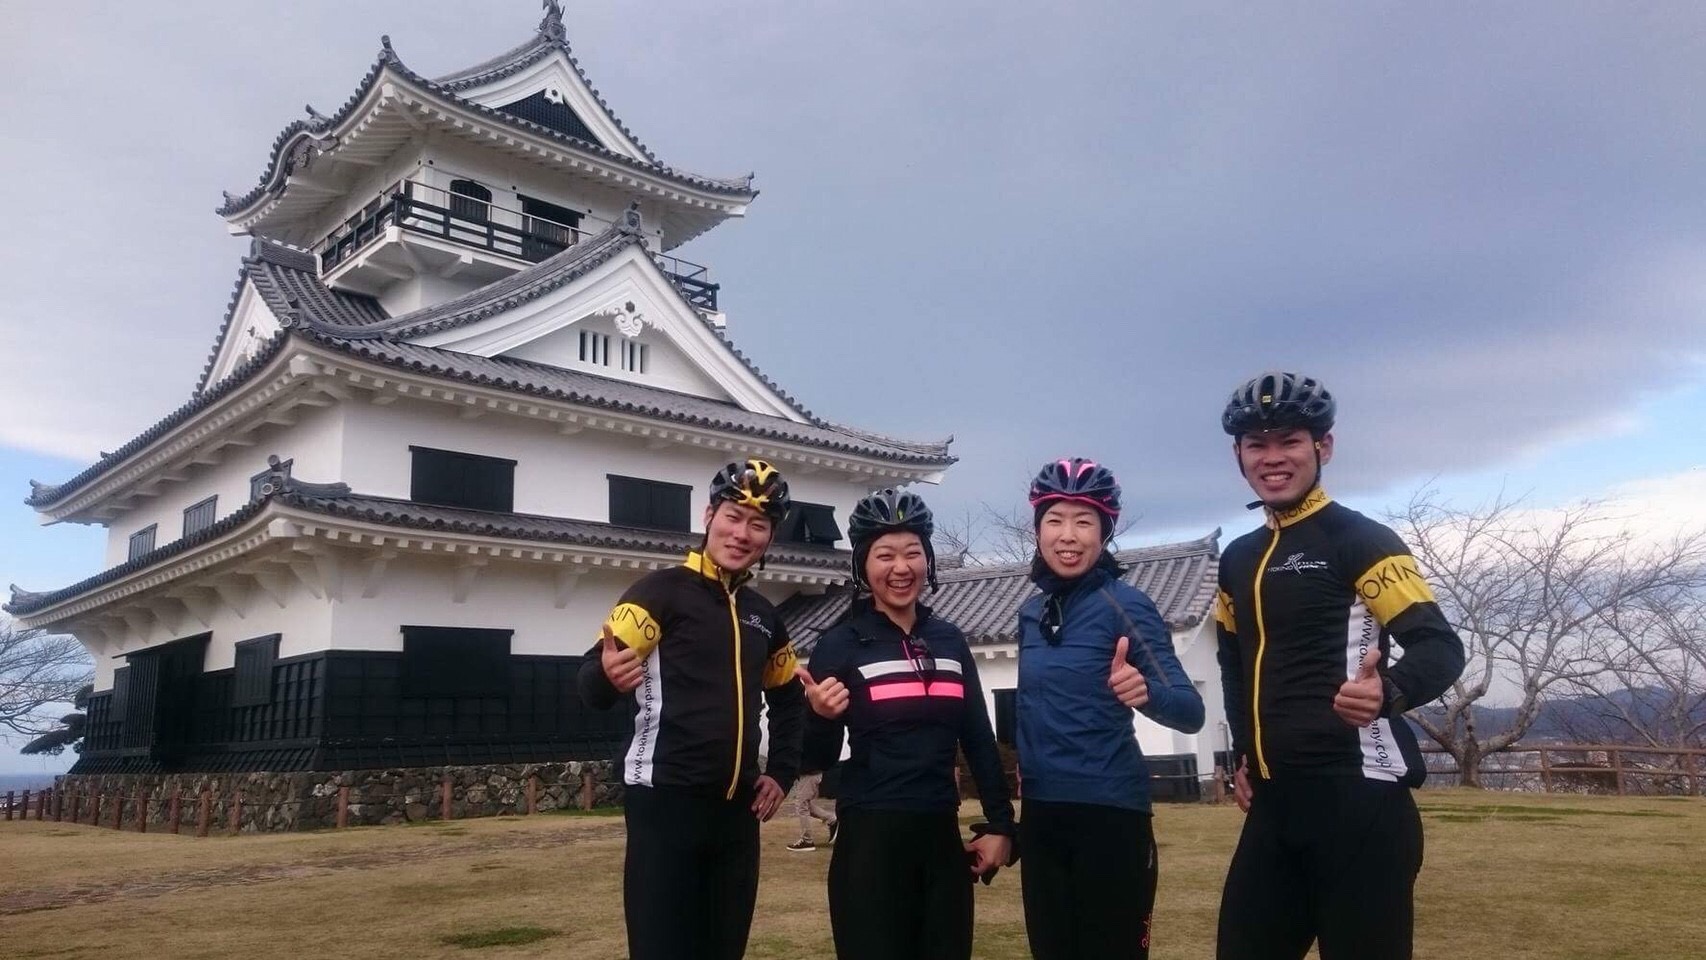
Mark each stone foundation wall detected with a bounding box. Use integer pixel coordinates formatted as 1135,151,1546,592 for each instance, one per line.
50,761,622,833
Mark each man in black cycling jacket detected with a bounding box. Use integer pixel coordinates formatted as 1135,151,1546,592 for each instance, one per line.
578,458,806,960
1213,372,1465,960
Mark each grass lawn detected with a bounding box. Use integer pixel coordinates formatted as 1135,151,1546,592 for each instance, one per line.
2,789,1701,959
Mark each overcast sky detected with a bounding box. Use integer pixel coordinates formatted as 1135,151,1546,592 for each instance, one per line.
4,2,1706,770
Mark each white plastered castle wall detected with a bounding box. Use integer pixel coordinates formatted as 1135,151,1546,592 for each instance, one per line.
101,404,345,567
501,311,733,400
337,394,870,531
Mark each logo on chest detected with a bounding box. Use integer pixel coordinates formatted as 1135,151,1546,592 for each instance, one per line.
740,613,774,641
1267,551,1330,575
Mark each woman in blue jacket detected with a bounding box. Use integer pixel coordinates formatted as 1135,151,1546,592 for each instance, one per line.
799,488,1014,960
1017,458,1205,960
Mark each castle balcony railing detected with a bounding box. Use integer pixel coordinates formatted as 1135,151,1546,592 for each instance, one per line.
316,179,718,311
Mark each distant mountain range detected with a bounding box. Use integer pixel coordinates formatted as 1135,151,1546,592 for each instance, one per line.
1412,687,1706,744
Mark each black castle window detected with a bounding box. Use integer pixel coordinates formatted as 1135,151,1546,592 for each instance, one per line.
401,626,512,699
608,475,691,532
448,179,492,223
232,634,280,708
182,496,217,537
781,502,841,545
410,446,515,513
128,525,157,561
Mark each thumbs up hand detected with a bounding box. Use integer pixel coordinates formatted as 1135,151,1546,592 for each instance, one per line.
1332,649,1385,727
600,625,645,694
797,665,850,720
1109,636,1149,709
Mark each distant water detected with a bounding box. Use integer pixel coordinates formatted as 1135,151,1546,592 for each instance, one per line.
0,772,61,794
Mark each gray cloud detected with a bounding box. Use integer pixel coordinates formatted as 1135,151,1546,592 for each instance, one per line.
3,1,1705,533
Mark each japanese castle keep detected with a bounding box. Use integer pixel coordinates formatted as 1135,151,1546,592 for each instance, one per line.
6,5,953,822
8,4,1226,828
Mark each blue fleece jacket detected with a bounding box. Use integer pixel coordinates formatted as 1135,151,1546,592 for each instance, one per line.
1016,554,1205,811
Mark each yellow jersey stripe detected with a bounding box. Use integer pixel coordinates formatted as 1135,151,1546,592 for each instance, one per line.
1354,555,1437,626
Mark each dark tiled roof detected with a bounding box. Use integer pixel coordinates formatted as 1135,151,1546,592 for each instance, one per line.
6,485,848,617
301,210,841,432
282,493,848,569
194,239,388,393
432,7,664,167
30,223,949,509
217,37,753,219
328,218,638,341
779,532,1222,656
302,333,955,464
26,335,296,507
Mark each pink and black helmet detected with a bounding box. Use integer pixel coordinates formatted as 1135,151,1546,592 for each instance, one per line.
1028,458,1121,532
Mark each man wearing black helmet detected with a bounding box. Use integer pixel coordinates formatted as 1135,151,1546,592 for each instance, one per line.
1213,373,1465,960
577,458,807,960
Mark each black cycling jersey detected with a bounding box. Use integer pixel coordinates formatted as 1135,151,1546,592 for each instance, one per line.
1215,489,1465,786
578,550,805,798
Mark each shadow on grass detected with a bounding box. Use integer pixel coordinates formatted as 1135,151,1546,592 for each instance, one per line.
440,925,561,949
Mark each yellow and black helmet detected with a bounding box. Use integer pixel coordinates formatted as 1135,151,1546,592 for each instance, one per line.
709,459,791,521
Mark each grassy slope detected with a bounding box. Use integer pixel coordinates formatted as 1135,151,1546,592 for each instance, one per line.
1,790,1701,959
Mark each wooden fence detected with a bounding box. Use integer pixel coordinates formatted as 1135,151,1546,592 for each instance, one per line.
1418,743,1704,795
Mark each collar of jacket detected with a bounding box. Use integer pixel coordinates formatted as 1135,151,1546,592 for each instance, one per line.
847,596,934,643
1029,549,1121,598
1264,486,1333,529
684,550,753,592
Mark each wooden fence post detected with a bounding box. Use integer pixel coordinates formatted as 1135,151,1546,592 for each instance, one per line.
5,790,13,821
197,788,211,838
136,788,149,833
441,774,452,821
229,792,242,835
20,790,31,821
526,775,538,815
580,767,595,811
111,791,123,830
1539,747,1553,793
336,785,349,829
37,789,48,821
66,790,76,824
1610,749,1626,796
169,790,182,834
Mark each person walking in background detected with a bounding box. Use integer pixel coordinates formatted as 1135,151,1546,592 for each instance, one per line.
785,757,839,852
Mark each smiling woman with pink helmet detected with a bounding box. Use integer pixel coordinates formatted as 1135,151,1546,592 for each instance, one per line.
1015,457,1205,960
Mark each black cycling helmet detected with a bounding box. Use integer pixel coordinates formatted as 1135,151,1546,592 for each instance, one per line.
848,488,938,591
709,458,791,522
1028,458,1121,536
1222,371,1336,438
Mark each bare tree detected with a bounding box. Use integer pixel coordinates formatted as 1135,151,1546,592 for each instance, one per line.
931,505,986,570
1391,488,1706,786
1560,585,1706,753
0,619,93,740
968,502,1145,567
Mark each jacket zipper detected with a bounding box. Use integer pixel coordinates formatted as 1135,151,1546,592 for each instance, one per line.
724,586,744,800
1251,525,1282,780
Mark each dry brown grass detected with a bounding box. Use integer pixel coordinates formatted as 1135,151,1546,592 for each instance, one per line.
2,790,1702,959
